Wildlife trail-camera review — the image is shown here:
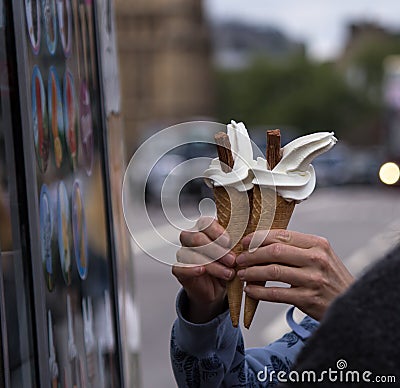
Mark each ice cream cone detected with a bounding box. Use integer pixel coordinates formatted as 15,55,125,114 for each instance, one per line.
211,129,255,327
244,129,295,329
207,125,337,329
214,186,253,327
244,189,295,328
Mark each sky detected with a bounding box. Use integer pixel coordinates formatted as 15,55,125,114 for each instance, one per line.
204,0,400,60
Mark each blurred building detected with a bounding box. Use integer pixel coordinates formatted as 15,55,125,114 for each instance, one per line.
340,22,394,63
337,21,400,147
115,0,215,154
211,21,305,69
338,21,400,80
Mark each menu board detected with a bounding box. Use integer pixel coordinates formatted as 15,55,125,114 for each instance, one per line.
16,1,121,386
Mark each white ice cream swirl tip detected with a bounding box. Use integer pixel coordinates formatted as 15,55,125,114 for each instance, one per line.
204,120,337,202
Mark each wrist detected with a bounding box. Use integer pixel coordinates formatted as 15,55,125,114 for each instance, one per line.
185,294,228,324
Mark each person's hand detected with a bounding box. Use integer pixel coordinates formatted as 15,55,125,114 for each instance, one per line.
236,229,354,321
172,217,236,323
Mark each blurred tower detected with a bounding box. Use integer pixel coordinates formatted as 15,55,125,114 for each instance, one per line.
115,0,215,155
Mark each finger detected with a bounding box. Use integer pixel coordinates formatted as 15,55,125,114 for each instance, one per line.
177,245,235,267
236,243,309,267
204,261,235,281
244,284,307,306
172,264,205,282
176,247,209,265
172,253,236,281
194,217,231,248
176,247,235,267
242,229,328,251
238,265,306,287
180,231,235,266
172,264,206,290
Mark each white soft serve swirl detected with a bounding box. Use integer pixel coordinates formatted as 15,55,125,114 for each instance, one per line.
204,120,254,192
252,132,337,202
204,121,337,201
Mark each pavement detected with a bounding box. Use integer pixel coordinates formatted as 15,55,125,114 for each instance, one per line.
128,186,400,388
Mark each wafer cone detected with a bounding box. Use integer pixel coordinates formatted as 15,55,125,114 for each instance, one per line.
214,186,253,327
212,131,254,327
244,129,295,329
244,189,295,328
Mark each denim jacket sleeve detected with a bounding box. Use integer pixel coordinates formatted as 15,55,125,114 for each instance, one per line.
170,289,319,387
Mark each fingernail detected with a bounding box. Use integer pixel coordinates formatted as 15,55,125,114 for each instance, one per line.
236,254,245,265
226,253,236,266
244,286,250,293
224,268,233,280
237,269,245,280
195,266,203,275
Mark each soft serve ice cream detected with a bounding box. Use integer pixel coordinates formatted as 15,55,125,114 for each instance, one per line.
204,121,337,202
204,120,254,191
253,132,337,202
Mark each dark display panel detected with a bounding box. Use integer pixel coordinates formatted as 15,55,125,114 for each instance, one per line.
1,1,36,386
11,1,121,386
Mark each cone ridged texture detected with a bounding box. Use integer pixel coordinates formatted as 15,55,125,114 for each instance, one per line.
214,186,252,327
272,195,295,229
212,128,296,329
244,188,295,329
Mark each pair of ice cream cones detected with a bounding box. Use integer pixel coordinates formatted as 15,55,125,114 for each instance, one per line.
213,129,295,329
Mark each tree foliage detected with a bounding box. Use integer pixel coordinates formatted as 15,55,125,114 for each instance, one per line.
215,54,379,144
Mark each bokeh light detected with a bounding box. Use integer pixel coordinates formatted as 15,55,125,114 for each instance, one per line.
379,162,400,185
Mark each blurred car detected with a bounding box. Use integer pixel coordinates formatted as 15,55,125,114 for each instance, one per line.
349,147,384,185
145,142,216,204
312,143,353,186
129,121,219,205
